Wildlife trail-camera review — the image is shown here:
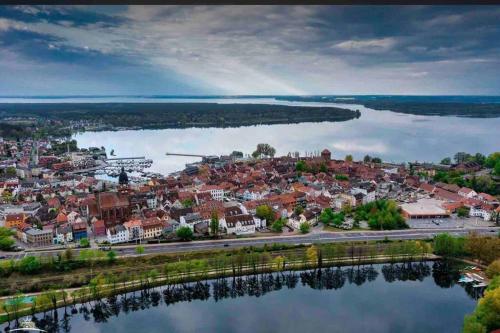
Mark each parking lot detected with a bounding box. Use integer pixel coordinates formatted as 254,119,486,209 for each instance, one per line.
407,215,496,229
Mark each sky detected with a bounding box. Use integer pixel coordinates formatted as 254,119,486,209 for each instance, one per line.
0,5,500,96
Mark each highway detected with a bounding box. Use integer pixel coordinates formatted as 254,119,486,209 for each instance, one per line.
3,226,497,260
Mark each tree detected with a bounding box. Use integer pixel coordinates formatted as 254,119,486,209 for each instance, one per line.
294,205,304,215
440,157,451,165
485,152,500,168
106,250,117,264
252,143,276,159
135,246,145,255
371,157,382,163
457,206,469,218
494,160,500,176
486,259,500,279
210,211,219,237
271,218,285,232
0,227,15,251
256,205,275,224
79,238,90,248
18,256,41,274
363,155,372,163
299,222,310,234
181,198,194,208
454,152,471,164
176,227,194,241
230,151,243,158
295,160,307,172
345,154,353,162
306,246,318,265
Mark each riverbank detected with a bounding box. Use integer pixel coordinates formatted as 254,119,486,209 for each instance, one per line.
0,250,439,324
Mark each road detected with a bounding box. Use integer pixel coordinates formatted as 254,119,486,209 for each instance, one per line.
2,226,497,260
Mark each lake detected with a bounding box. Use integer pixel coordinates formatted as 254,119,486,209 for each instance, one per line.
71,98,500,176
0,261,479,333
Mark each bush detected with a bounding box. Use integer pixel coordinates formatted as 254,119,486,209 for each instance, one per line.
433,233,465,256
176,227,193,241
271,219,285,233
299,222,310,234
79,238,90,248
354,200,408,230
486,259,500,279
18,256,42,275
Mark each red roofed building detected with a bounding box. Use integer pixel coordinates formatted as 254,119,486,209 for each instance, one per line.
92,219,106,237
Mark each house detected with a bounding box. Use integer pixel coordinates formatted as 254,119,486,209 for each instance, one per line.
25,228,53,247
54,224,73,244
470,204,494,221
198,185,224,201
179,212,203,231
224,214,256,235
4,213,26,229
107,224,129,244
477,192,497,204
72,222,88,241
458,187,477,199
92,219,106,237
142,218,164,239
124,219,143,241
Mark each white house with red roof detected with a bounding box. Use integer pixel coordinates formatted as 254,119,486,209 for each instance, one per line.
458,187,477,199
470,203,494,221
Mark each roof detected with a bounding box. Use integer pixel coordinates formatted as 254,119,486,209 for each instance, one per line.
98,192,129,209
401,199,449,216
459,187,475,194
225,214,255,228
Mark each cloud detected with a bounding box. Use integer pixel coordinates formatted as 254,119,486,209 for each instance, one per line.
1,5,500,95
334,38,396,53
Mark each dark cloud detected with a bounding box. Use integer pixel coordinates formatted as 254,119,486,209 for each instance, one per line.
0,5,499,95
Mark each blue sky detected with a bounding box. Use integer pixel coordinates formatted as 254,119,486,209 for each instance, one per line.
1,5,500,95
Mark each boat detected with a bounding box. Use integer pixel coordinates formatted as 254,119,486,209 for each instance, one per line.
458,276,474,283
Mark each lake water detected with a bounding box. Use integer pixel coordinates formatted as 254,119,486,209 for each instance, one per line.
0,261,479,333
72,97,500,175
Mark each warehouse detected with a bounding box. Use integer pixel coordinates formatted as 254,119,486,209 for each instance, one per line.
401,199,450,219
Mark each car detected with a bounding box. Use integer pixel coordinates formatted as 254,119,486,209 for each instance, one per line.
490,229,497,233
223,244,229,247
0,255,7,259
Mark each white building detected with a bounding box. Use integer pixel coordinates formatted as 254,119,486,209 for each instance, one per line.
198,185,224,201
470,204,493,221
107,225,129,244
225,214,256,235
459,187,477,199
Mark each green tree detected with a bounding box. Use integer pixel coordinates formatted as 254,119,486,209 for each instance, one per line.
176,226,194,241
345,154,353,162
485,152,500,168
457,206,469,218
18,256,42,274
79,238,90,248
252,143,276,159
299,222,310,234
181,198,194,208
106,250,117,264
0,227,15,250
271,218,285,233
486,259,500,279
440,157,451,165
371,157,382,163
295,160,307,172
256,205,275,224
210,211,219,237
294,205,304,215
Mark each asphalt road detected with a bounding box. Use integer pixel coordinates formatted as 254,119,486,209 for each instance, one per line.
3,226,496,259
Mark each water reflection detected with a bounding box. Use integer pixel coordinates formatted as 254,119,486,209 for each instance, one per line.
1,261,482,333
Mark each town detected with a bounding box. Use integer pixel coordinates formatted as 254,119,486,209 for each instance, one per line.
0,137,499,254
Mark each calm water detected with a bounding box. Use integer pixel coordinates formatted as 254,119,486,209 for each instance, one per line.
0,261,479,333
71,98,500,175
